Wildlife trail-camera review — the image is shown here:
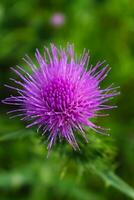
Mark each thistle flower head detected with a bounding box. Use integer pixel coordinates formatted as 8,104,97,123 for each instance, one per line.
3,44,119,150
50,13,65,27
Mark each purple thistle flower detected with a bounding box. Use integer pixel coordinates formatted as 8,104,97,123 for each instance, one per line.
3,44,119,151
49,13,65,27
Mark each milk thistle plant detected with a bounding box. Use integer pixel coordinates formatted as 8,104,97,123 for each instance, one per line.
3,44,119,151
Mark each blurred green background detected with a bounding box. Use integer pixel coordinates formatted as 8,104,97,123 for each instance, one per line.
0,0,134,199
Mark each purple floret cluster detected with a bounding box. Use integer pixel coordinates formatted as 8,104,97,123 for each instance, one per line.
3,44,119,150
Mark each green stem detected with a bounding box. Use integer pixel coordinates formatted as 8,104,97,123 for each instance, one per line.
90,165,134,199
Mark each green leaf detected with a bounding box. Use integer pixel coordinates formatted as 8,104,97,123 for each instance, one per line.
89,162,134,199
0,129,35,141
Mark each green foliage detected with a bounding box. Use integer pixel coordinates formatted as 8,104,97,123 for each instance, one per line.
0,0,134,200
